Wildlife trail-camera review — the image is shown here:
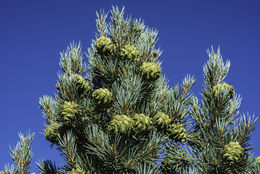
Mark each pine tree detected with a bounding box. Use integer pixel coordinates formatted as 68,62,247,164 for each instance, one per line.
161,48,260,174
38,6,194,174
2,6,259,174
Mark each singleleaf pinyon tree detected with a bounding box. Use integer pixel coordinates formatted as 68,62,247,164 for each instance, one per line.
161,48,260,174
1,6,260,174
38,6,194,174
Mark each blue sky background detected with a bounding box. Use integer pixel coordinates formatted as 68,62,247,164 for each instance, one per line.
1,0,260,172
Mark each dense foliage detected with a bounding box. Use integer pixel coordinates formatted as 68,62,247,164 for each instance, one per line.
162,48,259,174
1,6,259,174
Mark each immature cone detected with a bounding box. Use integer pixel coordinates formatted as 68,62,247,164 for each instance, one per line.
132,113,151,132
120,44,141,61
108,115,134,134
61,101,79,123
256,156,260,164
168,123,187,143
75,74,90,93
67,168,86,174
140,62,161,80
223,141,244,164
153,112,171,129
213,83,234,99
92,88,112,105
95,36,115,56
44,122,61,143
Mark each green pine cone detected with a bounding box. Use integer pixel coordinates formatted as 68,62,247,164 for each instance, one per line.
140,62,161,80
75,74,90,93
132,113,151,132
108,115,134,134
153,112,171,129
61,101,79,123
44,122,61,143
168,123,187,143
256,156,260,163
213,83,235,99
120,44,141,61
223,141,244,164
95,36,115,57
92,88,112,105
67,168,86,174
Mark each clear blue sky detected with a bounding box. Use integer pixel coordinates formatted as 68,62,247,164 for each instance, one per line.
1,0,259,172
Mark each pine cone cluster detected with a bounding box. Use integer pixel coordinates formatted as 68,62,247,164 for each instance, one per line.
223,141,244,164
153,112,171,129
95,37,162,83
95,36,115,57
95,36,143,61
120,44,141,61
132,113,151,132
44,122,61,143
140,62,161,80
168,123,187,143
67,168,86,174
61,101,79,123
75,74,90,93
92,88,112,105
108,115,134,134
213,83,234,99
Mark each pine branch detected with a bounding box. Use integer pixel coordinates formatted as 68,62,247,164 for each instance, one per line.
8,132,34,174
